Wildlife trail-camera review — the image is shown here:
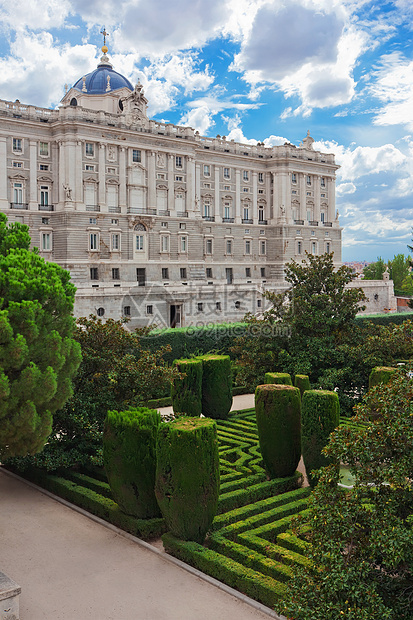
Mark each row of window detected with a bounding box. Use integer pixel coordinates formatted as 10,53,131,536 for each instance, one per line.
90,266,268,281
297,241,331,255
291,173,326,187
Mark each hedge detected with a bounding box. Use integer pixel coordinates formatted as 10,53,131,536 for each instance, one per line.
354,312,413,327
264,372,293,385
198,354,232,420
294,374,310,397
368,366,396,389
171,358,203,416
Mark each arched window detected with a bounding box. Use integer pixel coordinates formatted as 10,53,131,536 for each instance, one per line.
70,98,77,107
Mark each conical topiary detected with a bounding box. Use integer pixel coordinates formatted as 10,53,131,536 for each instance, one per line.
301,390,339,488
265,372,293,386
255,384,301,478
155,417,220,543
171,358,202,416
103,407,161,518
198,354,232,419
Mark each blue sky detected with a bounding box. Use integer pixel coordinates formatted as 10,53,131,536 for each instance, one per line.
0,0,412,262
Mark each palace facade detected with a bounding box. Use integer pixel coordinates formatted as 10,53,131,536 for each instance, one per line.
0,46,342,328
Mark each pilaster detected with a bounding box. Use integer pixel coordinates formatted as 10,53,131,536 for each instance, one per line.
98,143,106,211
119,147,126,212
147,151,156,208
167,154,174,213
29,140,37,211
0,137,8,208
235,169,241,223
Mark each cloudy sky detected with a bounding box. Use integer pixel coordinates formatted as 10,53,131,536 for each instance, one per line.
0,0,412,261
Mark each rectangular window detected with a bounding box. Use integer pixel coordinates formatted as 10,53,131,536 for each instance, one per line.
203,202,211,218
243,187,249,193
13,182,23,204
146,305,153,315
162,268,169,279
112,268,120,280
243,170,249,181
89,233,99,251
243,207,249,220
85,142,94,156
41,217,49,225
321,177,326,187
224,185,230,191
41,232,52,251
85,164,95,171
13,161,22,168
132,149,141,163
307,175,311,185
123,306,131,316
312,242,317,255
180,236,187,252
40,186,49,207
39,164,48,171
89,217,97,225
136,235,144,251
12,138,22,152
136,268,146,286
216,301,221,310
224,205,231,219
245,267,251,277
258,172,264,183
298,241,302,255
326,242,331,253
258,189,264,194
320,212,325,223
157,173,165,179
223,168,230,179
205,239,213,254
203,164,210,176
245,240,251,255
39,142,49,156
292,173,297,183
175,175,183,181
175,156,182,168
260,240,266,255
179,222,186,230
257,299,262,308
226,268,233,284
260,267,266,278
180,267,187,279
111,219,118,225
206,267,212,278
226,240,232,255
90,267,99,280
198,303,203,312
111,234,120,251
161,235,169,252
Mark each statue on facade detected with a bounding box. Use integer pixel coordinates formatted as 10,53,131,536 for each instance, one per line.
63,183,72,201
157,153,166,168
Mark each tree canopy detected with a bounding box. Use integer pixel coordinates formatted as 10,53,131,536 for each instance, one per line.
0,214,81,458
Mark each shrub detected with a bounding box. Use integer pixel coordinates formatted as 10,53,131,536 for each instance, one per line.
368,366,396,389
103,408,161,518
265,372,293,385
155,417,220,543
301,390,339,488
171,358,203,416
294,374,310,397
198,354,232,419
255,384,301,478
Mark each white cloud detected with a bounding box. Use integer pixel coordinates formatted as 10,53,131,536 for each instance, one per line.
179,107,215,134
370,52,413,131
336,182,356,195
0,0,70,31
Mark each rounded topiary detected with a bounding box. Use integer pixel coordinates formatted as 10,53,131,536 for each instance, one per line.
265,372,293,386
294,374,311,397
171,358,202,416
155,417,220,543
103,407,161,518
369,366,396,389
255,384,301,478
301,390,340,488
198,354,232,419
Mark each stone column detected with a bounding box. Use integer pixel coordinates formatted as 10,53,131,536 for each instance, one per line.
187,156,195,215
119,147,126,212
252,171,258,223
29,140,37,211
299,173,306,221
147,151,156,209
0,137,8,209
214,165,220,220
314,175,321,223
168,154,174,213
58,141,65,206
98,143,106,211
194,162,201,217
235,168,241,223
75,141,82,205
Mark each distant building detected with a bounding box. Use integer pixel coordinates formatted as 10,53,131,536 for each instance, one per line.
0,41,342,328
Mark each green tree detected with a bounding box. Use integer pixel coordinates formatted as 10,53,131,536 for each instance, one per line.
362,257,386,280
388,254,410,291
280,367,413,620
0,214,81,459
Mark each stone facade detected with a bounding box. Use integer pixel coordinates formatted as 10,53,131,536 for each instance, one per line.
0,52,341,328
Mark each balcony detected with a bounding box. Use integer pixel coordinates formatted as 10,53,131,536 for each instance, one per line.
323,221,333,227
177,211,188,218
10,203,28,210
158,210,170,216
38,204,54,211
203,216,215,222
109,206,121,214
127,207,157,215
294,219,304,225
242,218,253,224
258,219,268,225
309,220,318,226
86,205,101,212
222,217,234,223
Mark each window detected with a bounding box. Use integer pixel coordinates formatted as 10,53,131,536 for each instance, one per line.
224,205,231,219
108,167,116,174
89,233,99,251
243,170,249,181
13,182,23,204
175,156,182,168
205,239,213,254
179,223,186,230
132,149,141,163
175,175,183,181
321,193,326,198
245,267,251,277
260,240,266,255
260,267,266,278
39,186,49,207
85,142,94,156
90,267,99,280
136,235,144,251
12,138,22,152
111,219,118,225
243,187,249,193
162,268,169,279
204,182,211,189
123,306,131,316
258,189,264,194
180,236,187,252
258,172,264,183
41,232,52,251
85,164,95,171
243,207,250,220
224,185,230,191
136,268,146,286
160,235,169,252
39,164,48,171
12,161,22,168
89,218,97,225
312,241,317,255
198,303,204,312
203,164,210,176
292,173,297,183
146,305,153,315
223,168,230,179
311,230,315,236
307,209,312,222
161,221,168,227
110,234,120,253
216,301,221,311
226,268,233,284
326,242,331,253
298,241,302,255
257,299,262,308
226,239,232,255
235,301,241,309
41,217,49,225
39,142,49,156
157,173,166,180
97,307,105,317
320,212,325,223
180,267,187,279
306,175,311,185
321,177,326,187
245,240,251,255
206,267,212,278
112,268,120,280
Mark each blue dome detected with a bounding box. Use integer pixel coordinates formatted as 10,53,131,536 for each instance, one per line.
73,62,133,95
